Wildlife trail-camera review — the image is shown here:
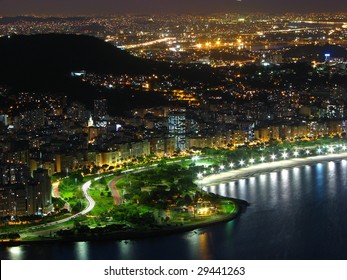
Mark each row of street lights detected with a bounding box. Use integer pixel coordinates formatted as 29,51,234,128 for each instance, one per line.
196,144,347,177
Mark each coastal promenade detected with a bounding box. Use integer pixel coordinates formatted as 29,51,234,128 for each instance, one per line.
201,152,347,186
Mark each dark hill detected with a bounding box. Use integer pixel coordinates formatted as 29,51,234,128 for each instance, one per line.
0,34,218,92
0,34,176,113
0,34,161,87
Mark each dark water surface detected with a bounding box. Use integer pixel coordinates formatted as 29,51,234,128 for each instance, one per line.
2,159,347,260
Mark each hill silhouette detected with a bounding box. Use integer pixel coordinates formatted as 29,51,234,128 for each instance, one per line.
0,33,217,89
0,34,221,113
0,34,165,89
0,34,180,113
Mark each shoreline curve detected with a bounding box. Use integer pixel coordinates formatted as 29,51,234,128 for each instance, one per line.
201,152,347,186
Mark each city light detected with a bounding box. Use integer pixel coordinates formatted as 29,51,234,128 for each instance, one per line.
192,155,200,161
3,11,347,262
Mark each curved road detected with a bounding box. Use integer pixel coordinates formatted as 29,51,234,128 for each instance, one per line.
18,158,199,236
19,176,101,236
108,176,122,205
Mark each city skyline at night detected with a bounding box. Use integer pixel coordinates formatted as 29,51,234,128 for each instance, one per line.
1,0,347,267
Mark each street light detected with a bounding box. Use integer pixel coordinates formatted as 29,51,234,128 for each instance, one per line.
328,146,334,153
282,152,288,159
249,158,255,164
293,151,299,157
317,148,322,154
192,155,200,163
305,150,310,155
220,165,225,171
260,156,265,163
271,154,276,161
239,159,245,167
229,162,234,168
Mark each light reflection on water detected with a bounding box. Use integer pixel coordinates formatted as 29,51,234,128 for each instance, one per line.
2,160,347,260
7,246,24,260
76,242,89,260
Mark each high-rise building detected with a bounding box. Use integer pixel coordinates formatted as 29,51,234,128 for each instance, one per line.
0,164,52,217
168,109,186,151
0,164,32,217
33,169,53,214
0,164,31,186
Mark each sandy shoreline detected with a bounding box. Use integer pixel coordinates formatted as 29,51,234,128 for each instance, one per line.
200,152,347,186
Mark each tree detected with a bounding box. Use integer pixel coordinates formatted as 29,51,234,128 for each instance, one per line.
71,172,83,183
99,177,107,185
184,194,193,205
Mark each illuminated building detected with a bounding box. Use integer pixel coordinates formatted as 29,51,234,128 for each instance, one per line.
0,162,53,217
168,109,186,151
33,168,53,214
149,138,176,156
0,164,32,217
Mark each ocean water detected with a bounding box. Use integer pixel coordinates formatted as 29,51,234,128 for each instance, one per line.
2,159,347,260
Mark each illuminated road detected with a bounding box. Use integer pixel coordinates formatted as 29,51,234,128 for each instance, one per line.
17,158,203,237
19,177,101,237
122,37,176,49
80,177,100,215
108,177,122,205
52,181,60,198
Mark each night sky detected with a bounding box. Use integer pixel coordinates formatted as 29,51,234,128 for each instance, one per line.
1,0,346,16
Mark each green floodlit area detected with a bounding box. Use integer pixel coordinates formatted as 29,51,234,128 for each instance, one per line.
2,137,347,243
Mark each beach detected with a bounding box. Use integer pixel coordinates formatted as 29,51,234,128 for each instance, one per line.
200,153,347,186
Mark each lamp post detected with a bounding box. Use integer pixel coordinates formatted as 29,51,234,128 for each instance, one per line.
282,151,288,159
